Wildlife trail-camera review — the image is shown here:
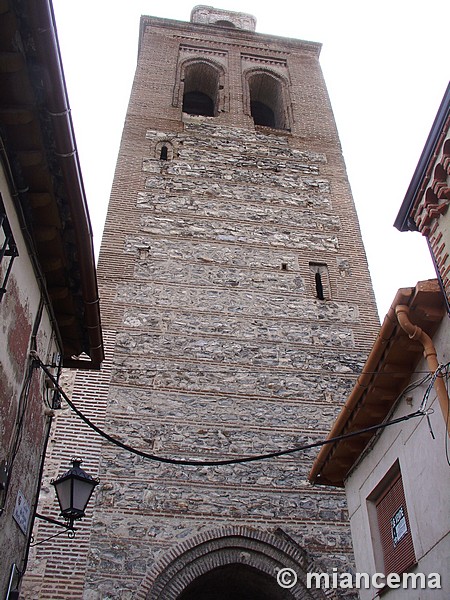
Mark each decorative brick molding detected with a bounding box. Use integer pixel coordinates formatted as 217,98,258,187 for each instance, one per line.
414,125,450,235
413,125,450,304
138,525,337,600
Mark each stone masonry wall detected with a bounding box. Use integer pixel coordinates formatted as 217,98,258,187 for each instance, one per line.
84,118,377,597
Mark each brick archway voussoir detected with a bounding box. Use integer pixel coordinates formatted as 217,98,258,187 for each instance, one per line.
136,525,335,600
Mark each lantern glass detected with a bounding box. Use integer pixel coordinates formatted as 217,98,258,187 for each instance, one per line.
53,476,72,516
72,477,97,514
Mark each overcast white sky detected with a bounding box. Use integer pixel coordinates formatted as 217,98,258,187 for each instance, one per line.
52,0,449,320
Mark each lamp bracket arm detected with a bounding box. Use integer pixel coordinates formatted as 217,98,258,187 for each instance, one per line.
35,512,75,531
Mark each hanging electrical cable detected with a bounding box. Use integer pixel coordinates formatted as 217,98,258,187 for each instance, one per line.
31,352,432,468
419,367,441,413
444,362,450,466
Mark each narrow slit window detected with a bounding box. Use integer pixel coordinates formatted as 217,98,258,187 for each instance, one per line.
160,146,168,161
155,141,174,161
315,272,324,300
309,262,330,300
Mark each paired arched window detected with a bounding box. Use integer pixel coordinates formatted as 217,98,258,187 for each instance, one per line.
182,62,220,117
176,60,291,130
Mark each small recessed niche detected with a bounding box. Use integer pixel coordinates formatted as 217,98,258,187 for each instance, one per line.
281,262,288,271
213,20,236,28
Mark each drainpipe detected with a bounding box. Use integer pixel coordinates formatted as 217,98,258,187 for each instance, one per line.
395,305,450,435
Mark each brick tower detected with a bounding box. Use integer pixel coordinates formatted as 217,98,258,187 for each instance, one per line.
25,6,379,599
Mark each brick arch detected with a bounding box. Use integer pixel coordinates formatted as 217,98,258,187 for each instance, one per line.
243,67,293,131
136,526,336,600
173,57,227,115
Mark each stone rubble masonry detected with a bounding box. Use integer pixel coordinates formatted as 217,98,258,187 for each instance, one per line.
24,11,379,600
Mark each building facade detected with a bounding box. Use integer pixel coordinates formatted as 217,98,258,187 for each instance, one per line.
0,1,103,598
310,280,450,598
310,83,450,598
25,6,379,599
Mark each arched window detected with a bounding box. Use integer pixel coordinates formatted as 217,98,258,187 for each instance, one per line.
248,72,288,130
182,62,220,117
155,140,174,161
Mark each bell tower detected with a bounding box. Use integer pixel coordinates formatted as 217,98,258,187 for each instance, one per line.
25,6,379,599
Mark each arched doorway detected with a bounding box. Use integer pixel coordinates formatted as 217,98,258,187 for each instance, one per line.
178,563,294,600
138,526,335,600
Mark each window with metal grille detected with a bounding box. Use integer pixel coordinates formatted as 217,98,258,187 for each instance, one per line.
0,195,18,301
368,462,416,575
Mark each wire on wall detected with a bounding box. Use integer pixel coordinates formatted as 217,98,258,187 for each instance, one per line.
444,362,450,466
31,353,438,468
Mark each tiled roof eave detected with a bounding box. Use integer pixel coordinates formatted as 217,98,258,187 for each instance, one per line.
309,280,445,487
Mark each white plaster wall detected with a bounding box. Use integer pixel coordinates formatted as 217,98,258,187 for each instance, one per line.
344,315,450,599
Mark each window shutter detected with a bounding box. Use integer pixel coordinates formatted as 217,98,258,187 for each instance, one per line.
375,473,416,574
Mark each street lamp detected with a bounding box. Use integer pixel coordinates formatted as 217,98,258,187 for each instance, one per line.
52,458,99,528
36,458,99,532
